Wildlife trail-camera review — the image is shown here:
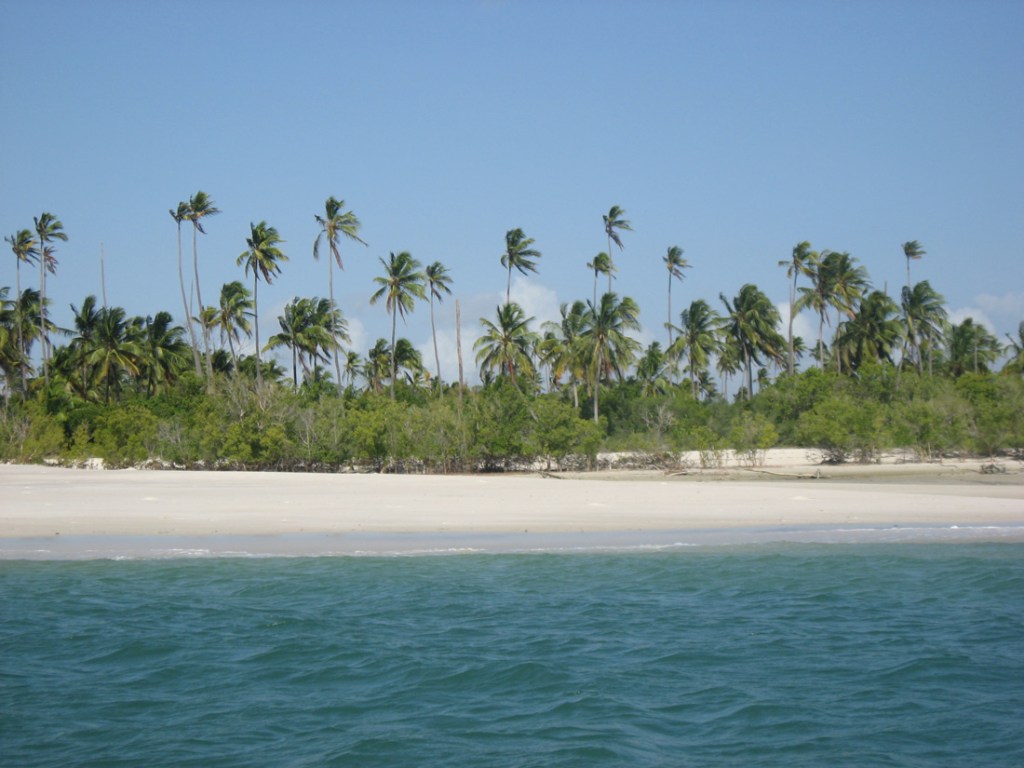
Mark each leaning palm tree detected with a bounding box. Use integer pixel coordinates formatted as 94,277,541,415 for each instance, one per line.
237,221,288,385
215,281,254,372
474,302,539,386
778,241,815,375
663,245,690,348
902,240,926,289
370,251,425,399
169,201,202,377
33,212,67,387
720,284,785,398
314,197,366,392
6,229,39,392
586,252,615,305
425,261,453,394
582,292,641,423
186,191,220,381
603,205,632,264
500,228,541,304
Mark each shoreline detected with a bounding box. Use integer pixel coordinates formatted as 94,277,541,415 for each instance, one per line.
2,459,1022,557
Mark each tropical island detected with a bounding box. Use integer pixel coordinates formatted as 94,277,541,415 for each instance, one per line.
2,198,1022,474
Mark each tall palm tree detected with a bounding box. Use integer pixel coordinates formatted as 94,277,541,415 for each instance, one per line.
900,280,947,374
68,294,103,397
170,201,202,376
586,252,615,305
215,281,254,372
672,298,722,400
603,205,632,266
314,196,366,392
720,284,785,398
33,212,67,387
902,240,926,288
778,241,815,375
582,292,641,423
663,245,690,348
370,251,425,399
500,228,541,304
540,300,589,408
425,261,453,394
5,229,39,392
237,221,288,385
186,191,220,381
474,302,539,386
87,306,141,404
266,297,320,388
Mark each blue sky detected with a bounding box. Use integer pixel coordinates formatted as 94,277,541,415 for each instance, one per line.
2,0,1022,380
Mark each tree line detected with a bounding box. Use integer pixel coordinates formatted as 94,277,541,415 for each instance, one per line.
2,197,1023,470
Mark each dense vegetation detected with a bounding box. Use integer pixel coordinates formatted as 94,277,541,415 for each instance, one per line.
3,200,1023,471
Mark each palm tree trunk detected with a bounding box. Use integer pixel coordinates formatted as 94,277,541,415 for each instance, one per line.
39,251,47,387
193,229,214,384
16,261,25,394
329,259,343,396
787,278,796,375
667,279,673,348
390,309,397,400
592,345,602,423
253,276,262,386
177,223,202,377
430,296,441,395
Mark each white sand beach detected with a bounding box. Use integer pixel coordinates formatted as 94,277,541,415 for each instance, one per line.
2,456,1022,553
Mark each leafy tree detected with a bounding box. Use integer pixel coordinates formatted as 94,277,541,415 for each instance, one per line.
500,228,541,305
900,280,947,373
946,318,1001,376
237,221,288,385
663,245,690,348
370,252,425,399
314,196,366,392
425,261,453,393
475,302,538,386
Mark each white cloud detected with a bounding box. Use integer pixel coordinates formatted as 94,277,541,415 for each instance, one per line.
974,292,1024,321
948,307,997,333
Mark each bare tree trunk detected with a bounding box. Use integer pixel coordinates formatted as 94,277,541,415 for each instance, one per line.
456,300,465,401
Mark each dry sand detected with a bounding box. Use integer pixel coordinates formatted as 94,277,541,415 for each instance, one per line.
2,457,1022,550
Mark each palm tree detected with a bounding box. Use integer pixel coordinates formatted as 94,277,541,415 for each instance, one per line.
170,201,202,377
68,294,102,397
237,221,288,385
663,245,690,348
370,251,425,399
947,318,1001,376
393,338,426,388
586,252,615,305
826,252,869,373
186,191,220,381
137,311,189,397
33,212,67,387
425,261,453,393
778,241,815,375
720,284,785,398
215,281,254,372
314,197,366,392
900,280,947,373
364,339,391,394
673,298,722,400
603,205,632,265
342,350,363,391
1003,322,1024,375
266,297,319,388
582,292,641,423
902,240,926,288
6,229,39,392
86,306,141,404
796,250,834,368
475,302,539,385
540,300,589,408
635,342,671,397
500,228,541,304
834,291,903,372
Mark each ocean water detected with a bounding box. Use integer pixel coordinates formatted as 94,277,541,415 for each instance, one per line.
2,544,1022,766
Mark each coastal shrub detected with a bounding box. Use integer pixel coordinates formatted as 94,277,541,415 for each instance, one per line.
890,392,971,459
797,392,886,463
530,395,602,469
728,412,778,467
90,404,159,466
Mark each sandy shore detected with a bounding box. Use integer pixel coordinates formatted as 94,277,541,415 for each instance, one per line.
2,458,1022,557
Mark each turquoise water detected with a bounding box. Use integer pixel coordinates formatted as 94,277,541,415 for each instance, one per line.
2,544,1022,766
